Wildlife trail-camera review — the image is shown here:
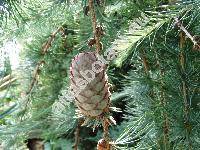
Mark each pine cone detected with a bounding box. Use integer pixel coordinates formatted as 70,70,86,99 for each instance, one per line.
70,52,110,117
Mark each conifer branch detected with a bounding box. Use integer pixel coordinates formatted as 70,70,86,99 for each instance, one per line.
174,18,200,50
26,60,44,96
179,32,192,149
0,77,17,91
73,119,81,150
0,74,17,91
102,118,109,142
0,74,13,84
21,26,65,120
27,26,64,96
97,122,110,150
88,0,110,148
97,117,111,150
88,0,101,53
141,47,170,147
42,27,64,54
140,49,149,75
153,48,170,148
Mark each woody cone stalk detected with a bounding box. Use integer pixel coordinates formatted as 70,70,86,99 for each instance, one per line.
97,139,111,150
70,0,113,149
70,52,110,117
70,52,113,149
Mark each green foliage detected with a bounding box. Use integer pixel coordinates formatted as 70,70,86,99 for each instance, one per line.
3,58,11,76
112,3,200,149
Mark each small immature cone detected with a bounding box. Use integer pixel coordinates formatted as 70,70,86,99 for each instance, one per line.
70,52,111,117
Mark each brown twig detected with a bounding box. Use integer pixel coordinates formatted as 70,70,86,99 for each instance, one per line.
21,26,64,120
174,18,200,49
158,51,169,147
0,77,17,91
27,26,64,95
102,118,109,142
0,74,17,91
97,118,111,150
141,49,169,148
0,74,13,84
140,48,170,147
140,49,149,75
88,1,110,148
42,27,64,54
73,119,81,150
152,48,170,149
26,60,44,95
179,32,192,150
88,0,101,53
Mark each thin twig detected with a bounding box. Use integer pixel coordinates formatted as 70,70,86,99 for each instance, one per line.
27,26,64,96
0,74,17,91
179,32,192,150
20,61,44,121
42,27,64,54
88,1,110,148
140,49,170,148
102,119,109,142
174,18,200,48
140,49,149,75
73,119,81,150
26,60,44,95
0,74,13,84
88,0,101,53
97,118,111,150
152,48,170,149
20,26,64,120
0,77,17,91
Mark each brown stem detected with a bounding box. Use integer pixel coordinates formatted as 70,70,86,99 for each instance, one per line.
179,32,188,116
21,26,64,120
41,27,64,54
103,119,109,142
174,18,200,49
0,74,13,84
88,0,101,53
26,60,45,95
73,120,81,150
179,32,192,149
140,49,149,75
0,77,17,91
21,60,45,121
179,32,185,70
140,48,169,147
97,118,111,150
27,26,64,96
153,48,169,149
140,47,169,148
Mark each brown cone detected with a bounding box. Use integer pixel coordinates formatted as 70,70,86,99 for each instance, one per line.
70,52,110,117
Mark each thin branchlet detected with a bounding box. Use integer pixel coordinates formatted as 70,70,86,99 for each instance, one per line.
88,0,101,54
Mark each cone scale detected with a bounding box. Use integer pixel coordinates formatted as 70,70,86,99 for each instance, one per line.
70,52,111,117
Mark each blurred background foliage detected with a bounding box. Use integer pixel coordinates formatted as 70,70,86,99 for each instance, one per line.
0,0,199,149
